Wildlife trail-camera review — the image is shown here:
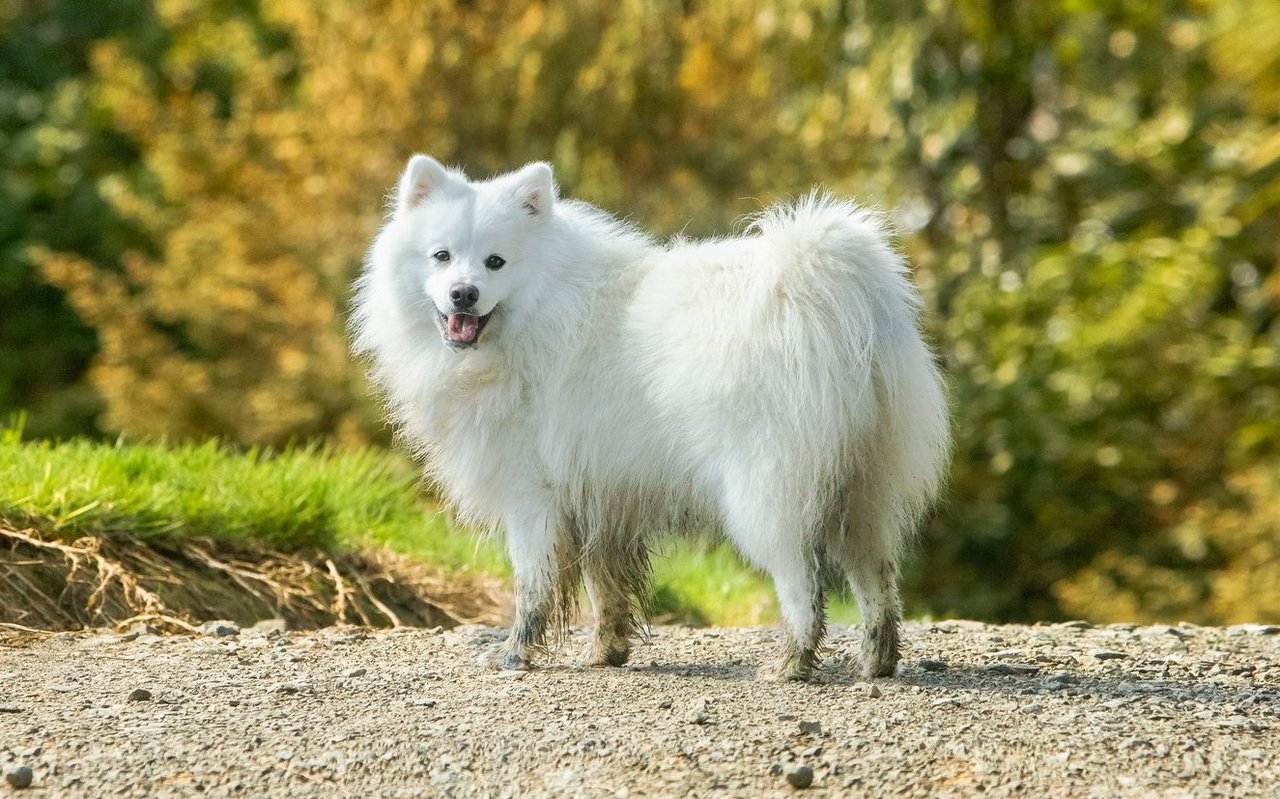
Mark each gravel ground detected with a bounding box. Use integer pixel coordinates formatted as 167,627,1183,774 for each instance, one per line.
2,620,1278,797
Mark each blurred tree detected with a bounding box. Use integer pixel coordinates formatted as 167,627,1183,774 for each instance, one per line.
36,0,879,444
38,0,365,444
886,0,1280,621
28,0,1280,620
0,0,158,437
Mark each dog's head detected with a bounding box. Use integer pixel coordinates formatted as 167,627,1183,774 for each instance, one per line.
385,156,556,351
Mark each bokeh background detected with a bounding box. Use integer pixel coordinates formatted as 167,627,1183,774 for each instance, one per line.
3,0,1278,623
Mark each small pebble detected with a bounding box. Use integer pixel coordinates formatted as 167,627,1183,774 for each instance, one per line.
345,667,367,678
867,685,883,699
982,663,1040,676
1229,624,1280,636
199,621,240,637
918,659,948,672
127,688,152,702
797,720,821,736
785,764,814,789
1092,651,1127,661
688,697,711,725
5,765,33,789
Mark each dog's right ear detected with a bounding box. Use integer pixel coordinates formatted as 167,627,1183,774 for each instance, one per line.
395,155,450,217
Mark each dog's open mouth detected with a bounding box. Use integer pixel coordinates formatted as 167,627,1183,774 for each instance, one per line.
436,309,494,349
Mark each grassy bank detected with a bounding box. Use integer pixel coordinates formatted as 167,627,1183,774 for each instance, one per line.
1,428,857,627
0,427,502,573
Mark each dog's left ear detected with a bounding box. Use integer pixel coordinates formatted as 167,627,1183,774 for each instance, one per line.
511,162,555,217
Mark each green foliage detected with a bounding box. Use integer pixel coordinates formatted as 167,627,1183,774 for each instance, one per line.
887,1,1280,621
0,0,163,437
5,0,1279,622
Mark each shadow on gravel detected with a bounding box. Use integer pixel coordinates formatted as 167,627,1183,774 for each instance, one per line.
629,663,762,681
897,665,1275,711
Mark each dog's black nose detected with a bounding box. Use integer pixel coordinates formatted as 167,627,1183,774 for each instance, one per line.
449,283,479,310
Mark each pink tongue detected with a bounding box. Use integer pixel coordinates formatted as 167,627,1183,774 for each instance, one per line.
447,314,480,343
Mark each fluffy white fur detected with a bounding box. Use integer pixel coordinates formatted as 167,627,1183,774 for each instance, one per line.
352,156,951,680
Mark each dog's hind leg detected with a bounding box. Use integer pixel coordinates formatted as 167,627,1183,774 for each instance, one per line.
829,502,903,679
481,505,572,671
757,543,826,682
722,484,826,682
848,550,901,678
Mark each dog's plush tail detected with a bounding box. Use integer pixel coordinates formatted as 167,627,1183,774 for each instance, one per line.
750,193,952,548
747,191,911,292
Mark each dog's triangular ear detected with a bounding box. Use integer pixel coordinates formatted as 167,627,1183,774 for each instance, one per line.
511,162,555,217
396,155,451,217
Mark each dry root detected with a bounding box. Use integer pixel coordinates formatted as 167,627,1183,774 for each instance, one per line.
0,521,507,638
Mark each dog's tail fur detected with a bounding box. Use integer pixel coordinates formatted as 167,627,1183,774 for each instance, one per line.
749,193,951,552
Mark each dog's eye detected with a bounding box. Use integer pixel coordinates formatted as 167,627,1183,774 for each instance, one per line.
432,249,451,263
485,254,506,271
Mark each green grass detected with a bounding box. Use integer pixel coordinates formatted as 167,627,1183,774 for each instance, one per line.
650,540,858,625
0,425,501,571
0,424,858,626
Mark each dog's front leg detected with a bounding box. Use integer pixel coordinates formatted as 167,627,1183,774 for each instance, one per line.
483,505,562,671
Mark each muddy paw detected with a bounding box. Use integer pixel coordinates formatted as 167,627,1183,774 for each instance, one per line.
861,620,900,678
860,654,898,679
476,643,531,671
578,641,630,668
758,651,816,682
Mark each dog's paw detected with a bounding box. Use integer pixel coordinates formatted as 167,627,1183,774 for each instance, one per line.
758,650,816,683
578,641,630,668
476,643,531,671
860,621,900,679
859,654,900,679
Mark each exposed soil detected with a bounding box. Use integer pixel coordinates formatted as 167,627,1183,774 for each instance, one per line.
2,620,1278,797
0,523,505,632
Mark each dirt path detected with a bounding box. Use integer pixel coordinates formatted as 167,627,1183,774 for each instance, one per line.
2,621,1277,797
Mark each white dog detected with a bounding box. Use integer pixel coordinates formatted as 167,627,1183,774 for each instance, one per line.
352,156,950,680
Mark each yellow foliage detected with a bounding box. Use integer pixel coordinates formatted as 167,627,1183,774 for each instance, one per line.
23,0,1280,623
1057,466,1280,624
38,0,900,445
1200,468,1280,623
